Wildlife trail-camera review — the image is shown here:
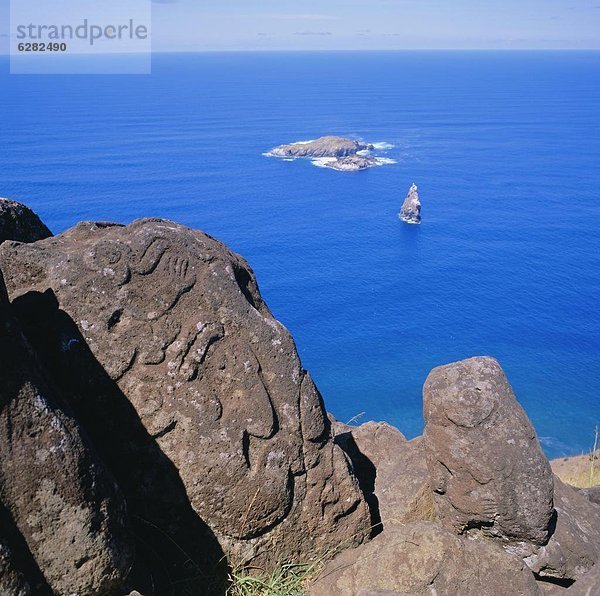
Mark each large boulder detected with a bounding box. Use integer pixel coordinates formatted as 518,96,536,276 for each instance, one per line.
333,419,435,528
0,218,371,569
423,356,554,550
422,356,600,584
0,198,51,244
526,477,600,582
309,520,541,596
0,273,134,595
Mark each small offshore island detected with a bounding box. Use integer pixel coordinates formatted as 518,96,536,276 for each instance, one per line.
265,135,396,171
399,183,422,224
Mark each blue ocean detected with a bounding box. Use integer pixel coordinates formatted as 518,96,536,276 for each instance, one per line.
1,51,599,458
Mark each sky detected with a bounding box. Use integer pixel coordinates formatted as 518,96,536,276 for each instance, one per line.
150,0,600,51
1,0,600,53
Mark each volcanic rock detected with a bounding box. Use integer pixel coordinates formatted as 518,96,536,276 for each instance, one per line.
0,218,371,570
399,183,422,224
325,155,381,171
562,564,600,595
333,419,435,529
0,273,134,595
269,136,374,159
309,520,541,596
422,356,554,549
0,198,51,244
526,477,600,582
579,486,600,506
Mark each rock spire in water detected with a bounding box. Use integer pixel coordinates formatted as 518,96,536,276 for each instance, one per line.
399,183,421,224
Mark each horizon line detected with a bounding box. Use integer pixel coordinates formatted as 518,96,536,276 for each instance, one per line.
2,48,600,57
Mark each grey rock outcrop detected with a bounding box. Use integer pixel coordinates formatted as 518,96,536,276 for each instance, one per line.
423,356,554,550
376,435,435,525
579,486,600,506
526,477,600,582
326,155,380,171
333,419,435,528
0,273,134,595
270,136,374,159
561,564,600,595
399,183,421,224
0,198,52,244
0,218,371,570
309,521,541,596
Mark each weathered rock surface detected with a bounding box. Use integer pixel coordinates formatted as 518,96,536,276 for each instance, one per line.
399,183,421,224
562,564,600,595
0,198,52,244
333,419,435,529
526,477,600,582
377,435,435,525
579,486,600,506
269,136,374,159
0,274,134,595
0,218,371,569
325,155,380,171
309,520,541,596
423,356,554,550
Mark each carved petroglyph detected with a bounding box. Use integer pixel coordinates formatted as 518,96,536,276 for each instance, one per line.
0,219,370,566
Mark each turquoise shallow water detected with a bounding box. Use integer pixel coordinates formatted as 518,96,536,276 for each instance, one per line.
1,51,599,457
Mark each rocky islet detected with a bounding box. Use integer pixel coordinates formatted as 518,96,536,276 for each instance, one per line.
266,135,395,171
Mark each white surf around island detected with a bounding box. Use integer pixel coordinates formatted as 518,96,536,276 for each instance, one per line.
399,214,420,224
264,136,397,171
310,157,338,168
311,156,397,170
371,142,395,150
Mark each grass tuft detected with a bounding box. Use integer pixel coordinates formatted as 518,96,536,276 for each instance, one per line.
226,562,318,596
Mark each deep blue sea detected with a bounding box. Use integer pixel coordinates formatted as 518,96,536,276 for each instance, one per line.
1,51,599,458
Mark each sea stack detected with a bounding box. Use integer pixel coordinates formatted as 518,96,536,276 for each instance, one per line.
399,183,421,224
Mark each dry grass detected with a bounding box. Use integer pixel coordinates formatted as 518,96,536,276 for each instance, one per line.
225,520,379,596
226,562,319,596
551,450,600,489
